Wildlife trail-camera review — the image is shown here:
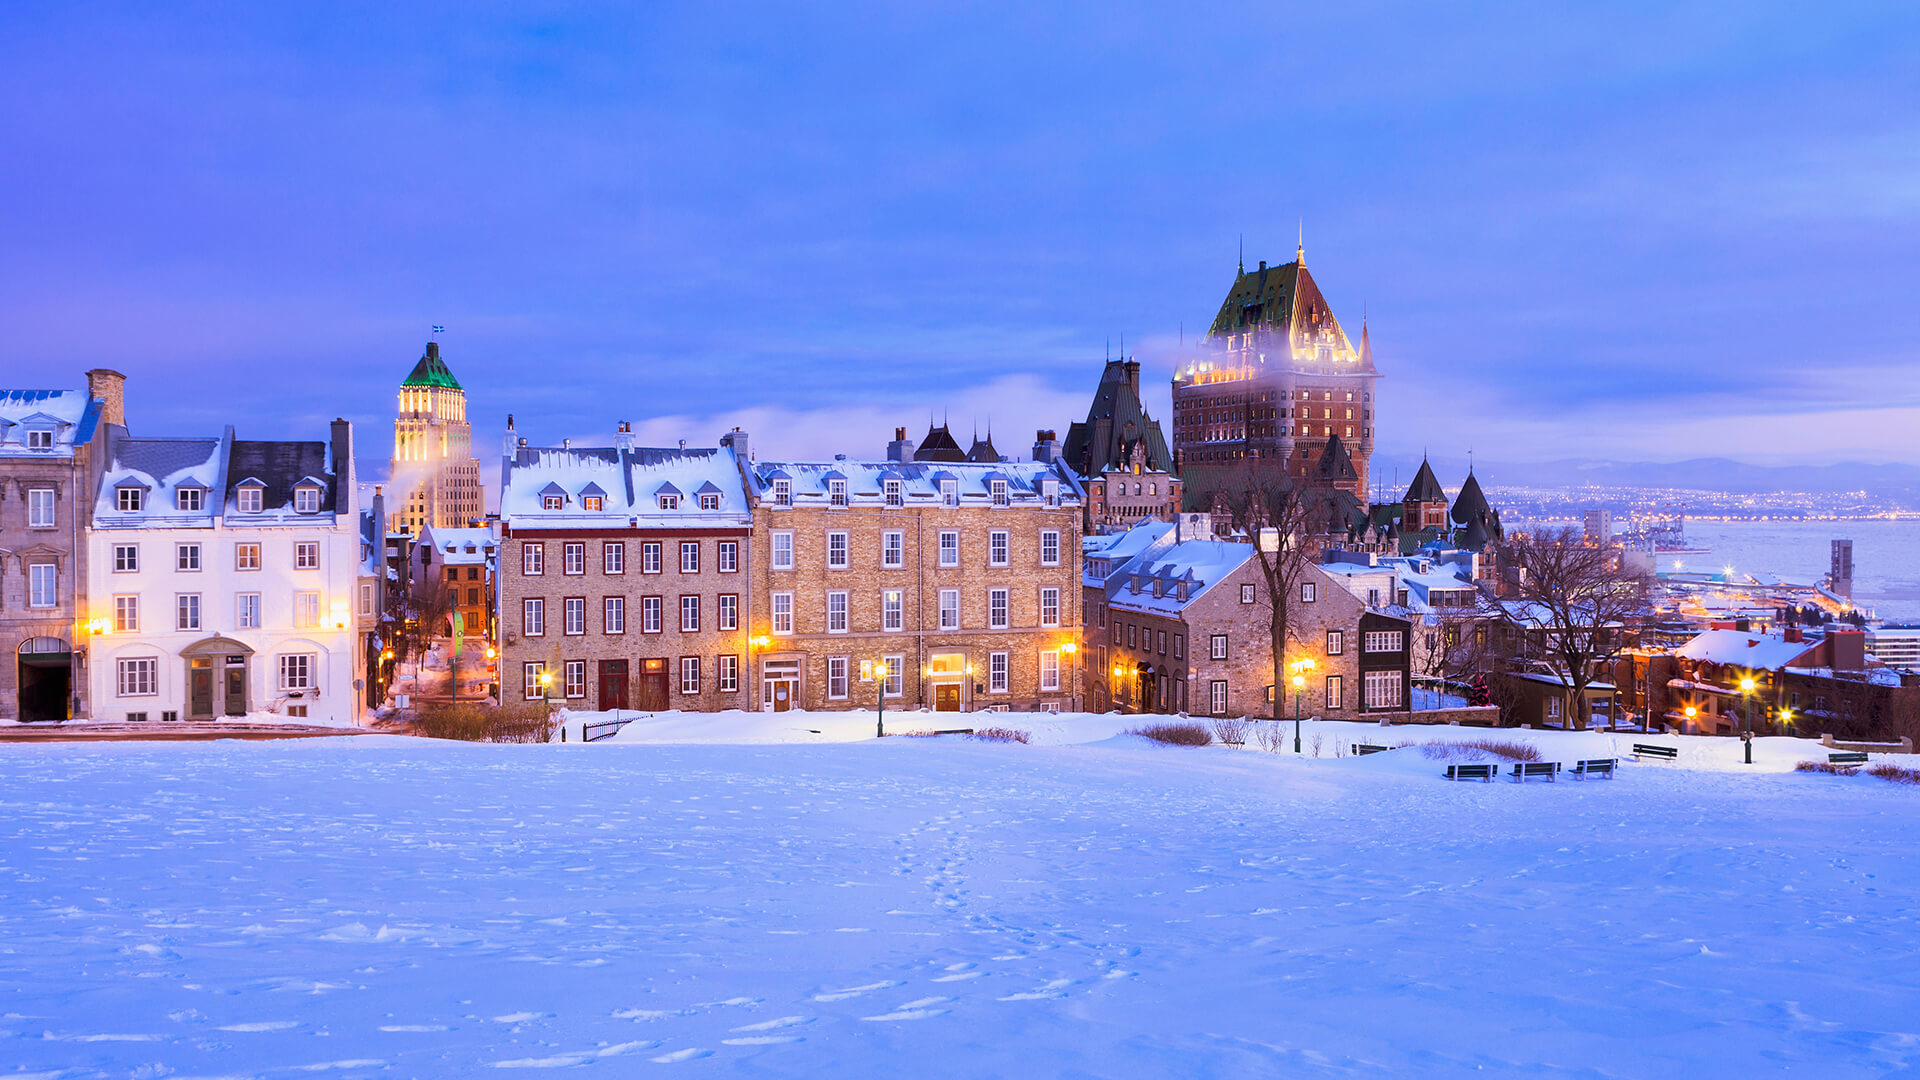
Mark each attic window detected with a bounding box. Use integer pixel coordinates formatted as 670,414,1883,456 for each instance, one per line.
176,488,202,512
294,487,321,514
583,495,604,512
699,493,720,511
542,495,564,511
990,479,1009,507
1041,479,1059,507
771,479,791,507
940,479,958,506
659,494,680,510
237,485,263,514
27,429,53,451
828,479,848,507
883,479,903,508
117,487,144,512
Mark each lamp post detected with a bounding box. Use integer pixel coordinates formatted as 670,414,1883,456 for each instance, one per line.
1112,665,1127,712
1739,676,1756,764
874,661,889,738
1683,704,1696,734
1291,658,1315,753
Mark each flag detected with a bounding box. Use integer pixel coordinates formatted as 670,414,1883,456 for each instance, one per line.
432,324,446,334
451,610,464,660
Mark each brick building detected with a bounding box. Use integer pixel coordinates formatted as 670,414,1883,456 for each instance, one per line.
1060,359,1182,532
742,439,1084,712
408,523,497,642
497,424,752,711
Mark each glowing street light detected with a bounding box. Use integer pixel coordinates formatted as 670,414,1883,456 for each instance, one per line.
1738,676,1757,764
874,661,890,738
1291,658,1316,753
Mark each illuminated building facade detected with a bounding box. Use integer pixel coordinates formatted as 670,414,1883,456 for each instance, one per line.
392,341,482,536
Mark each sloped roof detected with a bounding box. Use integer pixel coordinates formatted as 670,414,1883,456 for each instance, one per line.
402,342,462,390
1451,470,1490,525
966,433,1000,464
1060,360,1176,478
913,423,966,463
1404,458,1446,505
1677,630,1819,672
1315,433,1358,482
227,440,336,514
1202,256,1365,370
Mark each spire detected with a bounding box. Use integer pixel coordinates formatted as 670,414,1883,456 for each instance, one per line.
1296,218,1304,266
1238,234,1244,274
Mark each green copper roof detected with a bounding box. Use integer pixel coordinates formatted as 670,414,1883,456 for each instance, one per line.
402,342,462,390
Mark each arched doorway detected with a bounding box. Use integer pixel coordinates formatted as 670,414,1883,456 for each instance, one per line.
17,637,71,723
179,636,256,719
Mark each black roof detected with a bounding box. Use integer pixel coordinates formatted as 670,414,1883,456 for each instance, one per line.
1060,360,1176,477
1451,470,1490,526
1404,458,1446,505
227,440,336,512
913,422,967,463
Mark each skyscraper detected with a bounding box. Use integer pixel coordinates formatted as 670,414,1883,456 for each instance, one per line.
391,341,482,536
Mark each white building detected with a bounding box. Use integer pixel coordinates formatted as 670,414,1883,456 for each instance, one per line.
85,421,368,724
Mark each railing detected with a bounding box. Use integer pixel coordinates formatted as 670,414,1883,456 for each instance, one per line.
582,714,640,742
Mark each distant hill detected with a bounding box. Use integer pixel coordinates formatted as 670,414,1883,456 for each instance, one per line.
1373,456,1920,500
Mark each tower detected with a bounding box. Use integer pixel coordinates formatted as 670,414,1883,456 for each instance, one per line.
391,341,482,535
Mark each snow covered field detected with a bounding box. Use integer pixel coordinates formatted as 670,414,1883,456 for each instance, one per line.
4,718,1919,1077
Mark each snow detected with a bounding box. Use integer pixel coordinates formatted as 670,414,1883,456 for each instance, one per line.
5,719,1919,1077
1676,628,1819,670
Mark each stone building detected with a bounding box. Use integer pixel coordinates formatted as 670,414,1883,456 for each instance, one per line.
408,523,497,642
496,424,752,711
743,441,1084,713
391,341,483,536
1085,520,1413,718
0,371,117,722
1061,358,1182,532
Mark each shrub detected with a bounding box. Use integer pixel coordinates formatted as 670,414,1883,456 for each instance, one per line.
1867,763,1920,784
1409,738,1541,763
1130,722,1213,747
1795,760,1854,775
971,727,1031,744
1254,722,1287,753
1211,716,1249,746
414,702,556,743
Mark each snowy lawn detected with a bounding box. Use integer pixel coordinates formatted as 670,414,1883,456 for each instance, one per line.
3,722,1919,1077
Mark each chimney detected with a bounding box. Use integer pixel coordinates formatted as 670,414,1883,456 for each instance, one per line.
614,420,635,453
886,426,914,463
86,368,127,428
329,418,354,498
1258,259,1267,271
677,438,687,451
720,427,750,463
425,341,440,361
1784,626,1803,644
1831,628,1866,672
503,414,519,459
1123,360,1140,395
1031,428,1059,464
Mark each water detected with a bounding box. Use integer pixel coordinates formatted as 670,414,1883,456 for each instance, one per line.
1655,520,1920,623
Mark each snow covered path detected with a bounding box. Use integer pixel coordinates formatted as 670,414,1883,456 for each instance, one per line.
3,736,1919,1077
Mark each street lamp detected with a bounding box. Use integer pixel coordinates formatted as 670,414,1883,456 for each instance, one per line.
1112,664,1127,711
874,661,889,738
1291,658,1316,753
1683,704,1697,734
1739,676,1757,764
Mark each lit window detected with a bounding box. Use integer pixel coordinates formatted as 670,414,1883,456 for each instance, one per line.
542,495,563,510
523,544,544,575
114,594,139,632
583,495,603,512
523,662,546,701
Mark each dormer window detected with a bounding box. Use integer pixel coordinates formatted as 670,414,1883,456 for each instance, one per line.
237,484,263,514
771,479,791,507
883,479,903,508
658,494,680,510
699,493,720,511
176,487,203,512
117,487,144,512
583,495,604,512
827,479,848,507
990,479,1009,507
1040,479,1059,507
940,479,958,506
294,486,321,514
542,495,563,510
27,430,53,451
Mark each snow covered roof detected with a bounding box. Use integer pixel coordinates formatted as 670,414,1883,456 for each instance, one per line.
503,443,750,529
0,389,101,459
93,433,227,529
1106,539,1256,617
749,459,1082,506
1675,630,1818,672
417,525,497,565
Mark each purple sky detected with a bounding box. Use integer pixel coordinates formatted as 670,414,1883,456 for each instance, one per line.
4,3,1918,471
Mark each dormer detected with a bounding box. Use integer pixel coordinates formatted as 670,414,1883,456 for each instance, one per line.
654,481,683,511
1040,477,1060,507
174,479,209,512
234,477,266,514
1129,572,1143,595
113,477,149,512
537,481,567,511
986,474,1010,507
15,411,67,452
292,477,326,514
932,472,959,506
695,480,724,511
1151,576,1164,598
579,481,608,513
878,470,904,508
765,468,793,507
822,471,849,507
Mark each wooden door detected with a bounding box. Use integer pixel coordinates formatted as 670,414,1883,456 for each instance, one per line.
599,660,629,710
934,683,961,712
638,672,668,711
189,659,214,718
770,680,794,711
223,662,247,716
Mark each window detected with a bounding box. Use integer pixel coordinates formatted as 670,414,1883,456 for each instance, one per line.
883,479,904,508
1040,530,1060,566
604,542,625,574
1040,650,1061,692
989,530,1009,566
235,543,259,571
295,542,319,570
117,657,157,697
1324,675,1344,710
990,652,1009,692
1327,630,1345,656
940,479,958,506
1173,634,1184,660
524,662,547,700
175,593,201,630
1364,670,1404,711
113,543,139,572
1210,680,1228,715
827,591,849,633
771,478,792,506
989,588,1009,629
827,532,849,569
771,592,794,635
117,487,144,512
882,590,904,632
448,566,460,582
679,541,700,574
1301,582,1317,603
882,531,904,568
1364,630,1405,653
542,494,563,511
1041,479,1059,507
1546,696,1562,720
114,594,139,632
939,589,960,630
523,544,545,575
565,660,587,698
718,593,738,630
699,493,720,511
1156,629,1167,655
236,593,260,629
174,486,203,512
1210,634,1228,661
642,596,663,633
718,541,738,572
563,543,585,574
681,595,700,632
990,479,1009,506
583,495,603,512
564,597,585,635
1127,624,1137,648
659,493,680,510
771,531,794,570
27,487,55,527
826,656,849,699
719,654,740,693
1241,583,1256,604
522,597,545,636
641,542,662,574
1040,587,1060,627
1111,619,1122,644
883,654,904,697
8,558,54,611
27,429,53,451
679,657,701,694
605,596,625,633
828,478,848,506
938,531,959,567
279,653,314,691
235,485,263,514
294,487,320,514
175,543,201,572
358,582,374,616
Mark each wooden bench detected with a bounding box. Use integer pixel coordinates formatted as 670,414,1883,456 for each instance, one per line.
1829,751,1869,767
1512,761,1561,782
1632,743,1677,762
1445,763,1499,782
1353,743,1391,756
1569,758,1617,780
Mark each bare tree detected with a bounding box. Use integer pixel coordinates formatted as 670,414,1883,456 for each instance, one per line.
400,571,459,702
1208,463,1328,720
1495,527,1651,728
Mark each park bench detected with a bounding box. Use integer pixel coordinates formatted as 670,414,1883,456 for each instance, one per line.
1512,761,1561,782
1829,751,1869,767
1445,763,1499,782
1569,758,1617,780
1632,743,1677,762
1353,744,1391,756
